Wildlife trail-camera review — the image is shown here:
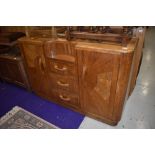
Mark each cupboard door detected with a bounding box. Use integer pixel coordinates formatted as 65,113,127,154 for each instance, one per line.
78,50,120,120
21,42,49,95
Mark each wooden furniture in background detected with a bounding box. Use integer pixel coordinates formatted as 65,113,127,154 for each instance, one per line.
0,31,30,89
59,26,133,46
0,50,30,89
0,26,26,33
0,26,65,38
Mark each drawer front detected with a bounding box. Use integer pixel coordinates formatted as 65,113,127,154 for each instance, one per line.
49,73,78,93
48,59,76,76
50,89,79,109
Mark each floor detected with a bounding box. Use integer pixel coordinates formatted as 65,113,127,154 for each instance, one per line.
79,27,155,129
0,82,84,129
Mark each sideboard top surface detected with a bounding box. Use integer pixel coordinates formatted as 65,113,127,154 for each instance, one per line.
18,36,138,54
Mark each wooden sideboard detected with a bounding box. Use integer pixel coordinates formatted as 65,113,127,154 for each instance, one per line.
19,35,139,125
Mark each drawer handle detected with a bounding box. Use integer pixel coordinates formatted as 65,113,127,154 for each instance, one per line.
54,64,67,71
57,81,69,87
59,94,71,101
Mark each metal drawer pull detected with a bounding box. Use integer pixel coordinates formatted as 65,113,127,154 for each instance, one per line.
57,81,69,87
59,94,71,101
54,64,67,71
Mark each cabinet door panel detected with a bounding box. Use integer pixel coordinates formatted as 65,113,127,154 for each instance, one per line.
21,43,49,95
78,50,120,119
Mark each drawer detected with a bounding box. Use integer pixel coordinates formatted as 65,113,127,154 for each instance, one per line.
50,89,79,109
47,59,76,76
48,73,78,93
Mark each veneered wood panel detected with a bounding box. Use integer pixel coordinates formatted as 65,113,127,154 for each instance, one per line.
20,41,50,95
77,49,120,120
113,53,134,122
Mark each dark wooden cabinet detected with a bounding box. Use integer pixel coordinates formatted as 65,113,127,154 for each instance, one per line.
19,36,139,125
0,54,29,89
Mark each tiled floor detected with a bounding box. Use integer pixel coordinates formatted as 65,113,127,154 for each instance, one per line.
79,27,155,129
